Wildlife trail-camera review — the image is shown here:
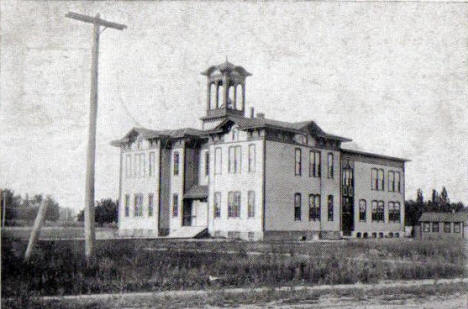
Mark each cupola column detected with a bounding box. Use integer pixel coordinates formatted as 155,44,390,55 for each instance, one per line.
233,83,237,110
223,74,229,109
207,81,211,111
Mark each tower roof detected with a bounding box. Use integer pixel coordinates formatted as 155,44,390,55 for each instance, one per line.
201,60,252,77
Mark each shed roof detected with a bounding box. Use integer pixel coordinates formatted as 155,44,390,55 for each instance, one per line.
418,212,467,223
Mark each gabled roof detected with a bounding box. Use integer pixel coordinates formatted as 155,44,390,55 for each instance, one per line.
184,185,208,200
210,115,352,142
418,212,467,222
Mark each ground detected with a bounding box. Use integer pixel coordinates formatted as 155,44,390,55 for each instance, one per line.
1,229,467,308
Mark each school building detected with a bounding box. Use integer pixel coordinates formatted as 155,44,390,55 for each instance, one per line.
111,60,409,240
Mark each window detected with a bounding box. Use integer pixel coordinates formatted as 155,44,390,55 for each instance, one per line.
327,153,334,178
134,194,143,217
134,153,145,178
228,146,242,174
343,167,353,187
124,194,130,217
378,201,385,222
231,127,238,141
371,168,378,190
173,152,180,176
205,151,210,176
423,222,430,232
172,193,179,217
248,191,255,218
149,152,155,177
295,148,302,176
248,144,256,173
359,199,366,222
309,194,320,221
388,171,395,192
432,222,439,233
125,154,132,178
148,193,154,217
309,151,321,177
389,202,400,223
294,193,302,221
395,172,401,192
371,200,379,222
228,191,241,218
444,222,451,233
378,169,384,191
214,192,221,218
215,147,222,175
327,195,334,221
454,222,461,233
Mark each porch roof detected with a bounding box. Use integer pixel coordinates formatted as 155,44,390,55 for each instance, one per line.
184,185,208,200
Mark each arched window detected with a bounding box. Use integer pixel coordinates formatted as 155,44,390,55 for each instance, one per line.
378,169,385,191
294,193,301,221
371,200,378,222
371,168,378,190
237,84,243,109
228,86,235,109
327,195,334,221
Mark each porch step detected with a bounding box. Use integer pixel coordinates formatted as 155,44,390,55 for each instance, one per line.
167,226,208,239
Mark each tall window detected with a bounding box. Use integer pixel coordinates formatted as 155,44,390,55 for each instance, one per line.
359,199,366,222
309,151,321,177
215,147,222,175
173,152,180,176
228,146,242,174
454,222,461,233
327,153,334,179
309,194,320,221
378,169,384,191
205,151,210,176
149,152,156,177
343,167,353,187
371,168,378,190
172,193,179,217
388,171,395,192
444,222,451,233
395,172,401,192
134,194,143,217
295,148,302,176
378,201,385,222
148,193,154,217
125,154,132,178
248,144,256,173
228,191,241,218
214,192,221,218
432,222,439,233
294,193,301,221
327,195,334,221
389,202,400,223
248,191,255,218
371,200,378,222
124,194,130,217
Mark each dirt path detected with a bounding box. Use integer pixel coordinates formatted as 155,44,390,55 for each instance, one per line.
39,277,468,302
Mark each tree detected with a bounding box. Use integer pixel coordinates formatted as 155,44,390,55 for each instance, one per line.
44,195,60,221
440,187,449,211
78,198,118,226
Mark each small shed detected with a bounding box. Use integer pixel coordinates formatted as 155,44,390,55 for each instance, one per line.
417,212,467,240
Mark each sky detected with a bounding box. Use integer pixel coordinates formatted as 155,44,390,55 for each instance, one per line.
1,1,467,211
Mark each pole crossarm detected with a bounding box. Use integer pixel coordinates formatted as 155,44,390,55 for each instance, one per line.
65,12,127,30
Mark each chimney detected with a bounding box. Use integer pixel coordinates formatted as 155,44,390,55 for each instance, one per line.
250,107,255,118
256,112,265,119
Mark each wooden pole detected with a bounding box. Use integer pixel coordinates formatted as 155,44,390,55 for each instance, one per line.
83,13,100,259
2,189,6,227
65,12,126,259
24,200,48,261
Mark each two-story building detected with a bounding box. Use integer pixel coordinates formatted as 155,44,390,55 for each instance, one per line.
111,60,409,240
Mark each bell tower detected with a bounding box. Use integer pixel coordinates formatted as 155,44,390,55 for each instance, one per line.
200,59,251,130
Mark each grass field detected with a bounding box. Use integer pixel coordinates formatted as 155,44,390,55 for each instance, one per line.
2,235,465,306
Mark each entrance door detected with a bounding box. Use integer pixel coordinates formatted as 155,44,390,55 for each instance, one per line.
342,197,354,236
182,200,192,226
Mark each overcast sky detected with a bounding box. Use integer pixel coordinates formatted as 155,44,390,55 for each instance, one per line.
1,1,467,211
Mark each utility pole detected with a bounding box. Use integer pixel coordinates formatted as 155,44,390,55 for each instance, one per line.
24,200,48,262
65,12,126,259
1,189,6,227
